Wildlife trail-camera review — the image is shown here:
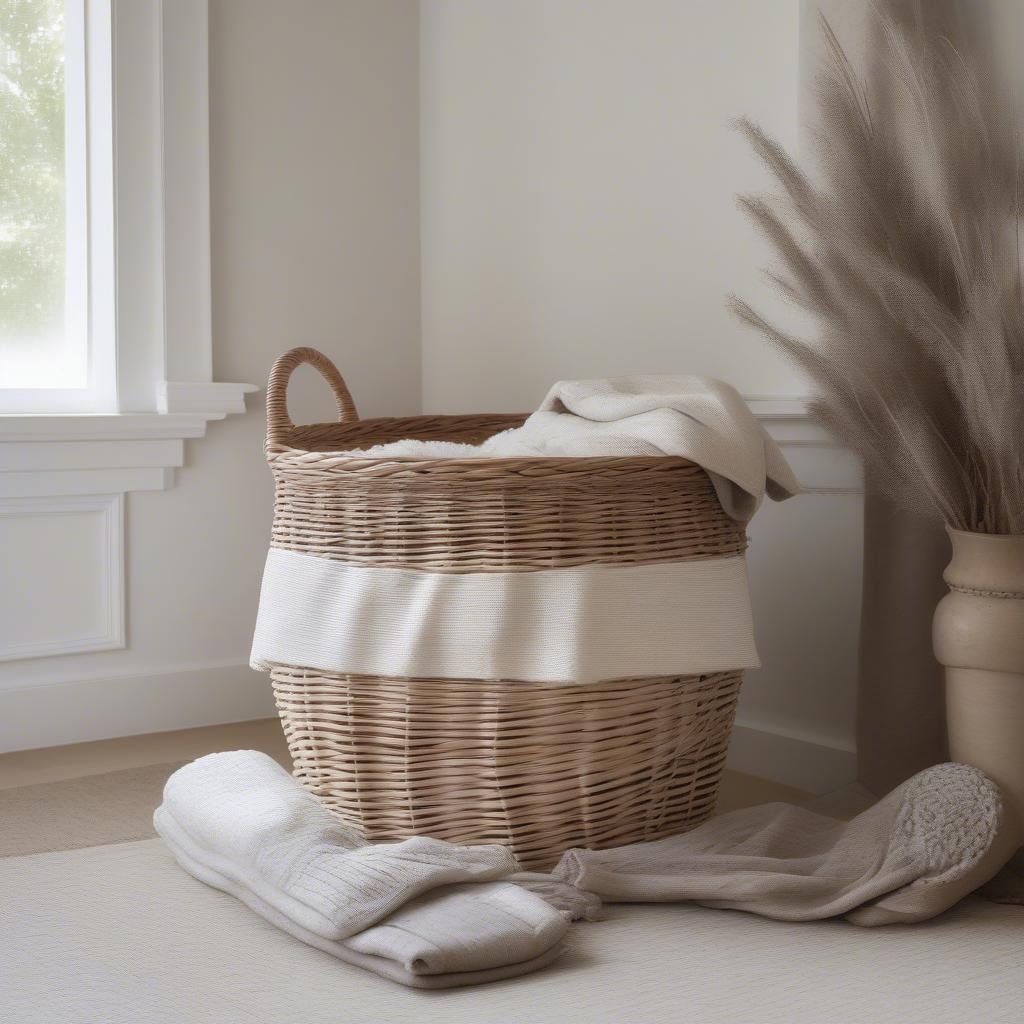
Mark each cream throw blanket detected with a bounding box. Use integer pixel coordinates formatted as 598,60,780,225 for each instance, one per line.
513,376,799,521
251,551,761,682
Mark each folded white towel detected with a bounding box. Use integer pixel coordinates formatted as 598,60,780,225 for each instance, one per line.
158,751,517,941
340,376,799,522
155,802,567,988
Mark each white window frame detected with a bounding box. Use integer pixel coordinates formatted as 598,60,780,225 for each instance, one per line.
0,0,254,497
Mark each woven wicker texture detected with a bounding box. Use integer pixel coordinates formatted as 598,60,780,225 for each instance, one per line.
262,348,748,867
272,669,744,870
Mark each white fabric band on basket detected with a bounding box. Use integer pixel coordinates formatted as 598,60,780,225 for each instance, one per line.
250,547,760,683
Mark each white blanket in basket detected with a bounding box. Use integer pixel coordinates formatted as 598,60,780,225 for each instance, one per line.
250,377,798,684
341,375,800,522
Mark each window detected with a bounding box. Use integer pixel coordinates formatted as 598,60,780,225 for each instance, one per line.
0,0,253,503
0,0,95,409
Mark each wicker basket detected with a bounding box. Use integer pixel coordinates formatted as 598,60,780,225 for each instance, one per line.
263,347,748,870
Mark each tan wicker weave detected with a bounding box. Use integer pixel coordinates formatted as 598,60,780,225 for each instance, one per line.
264,347,748,869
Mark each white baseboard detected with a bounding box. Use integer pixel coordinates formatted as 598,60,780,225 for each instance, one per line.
727,716,857,795
0,660,275,754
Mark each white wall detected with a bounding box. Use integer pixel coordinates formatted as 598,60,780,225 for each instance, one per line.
420,0,859,791
0,0,421,751
420,0,804,413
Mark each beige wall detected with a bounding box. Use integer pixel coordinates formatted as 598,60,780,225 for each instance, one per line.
420,0,803,414
1,0,421,750
418,0,859,791
210,0,421,420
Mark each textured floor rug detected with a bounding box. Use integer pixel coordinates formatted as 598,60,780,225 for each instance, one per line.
0,762,182,857
2,838,1021,1024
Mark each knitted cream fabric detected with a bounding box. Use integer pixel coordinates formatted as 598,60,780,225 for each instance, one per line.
510,871,604,921
249,549,760,682
156,805,567,988
546,764,1000,925
340,375,800,523
157,752,516,941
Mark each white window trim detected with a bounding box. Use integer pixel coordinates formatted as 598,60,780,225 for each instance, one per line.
0,0,255,498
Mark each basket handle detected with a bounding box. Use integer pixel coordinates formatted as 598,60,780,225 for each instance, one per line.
265,347,359,447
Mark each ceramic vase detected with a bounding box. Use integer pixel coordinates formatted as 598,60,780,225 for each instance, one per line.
933,528,1024,869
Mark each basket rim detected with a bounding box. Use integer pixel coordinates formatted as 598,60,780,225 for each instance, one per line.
268,447,709,486
264,350,708,476
268,415,705,473
269,446,705,469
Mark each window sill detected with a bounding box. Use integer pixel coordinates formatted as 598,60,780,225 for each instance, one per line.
0,381,257,497
0,393,861,499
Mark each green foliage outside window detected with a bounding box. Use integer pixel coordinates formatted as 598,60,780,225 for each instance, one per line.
0,0,65,343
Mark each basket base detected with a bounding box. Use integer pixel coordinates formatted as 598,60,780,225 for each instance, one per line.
272,668,743,871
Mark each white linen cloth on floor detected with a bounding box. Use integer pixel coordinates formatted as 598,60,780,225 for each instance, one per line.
523,763,1004,928
157,751,518,942
157,810,565,989
155,754,1009,994
154,752,568,988
250,376,797,684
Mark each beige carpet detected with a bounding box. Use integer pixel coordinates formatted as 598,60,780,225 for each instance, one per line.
2,764,1021,1022
3,838,1021,1024
0,762,183,858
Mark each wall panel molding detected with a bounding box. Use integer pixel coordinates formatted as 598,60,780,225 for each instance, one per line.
746,395,862,494
0,494,124,662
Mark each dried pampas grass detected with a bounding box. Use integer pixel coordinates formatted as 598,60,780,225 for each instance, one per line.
731,9,1024,534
